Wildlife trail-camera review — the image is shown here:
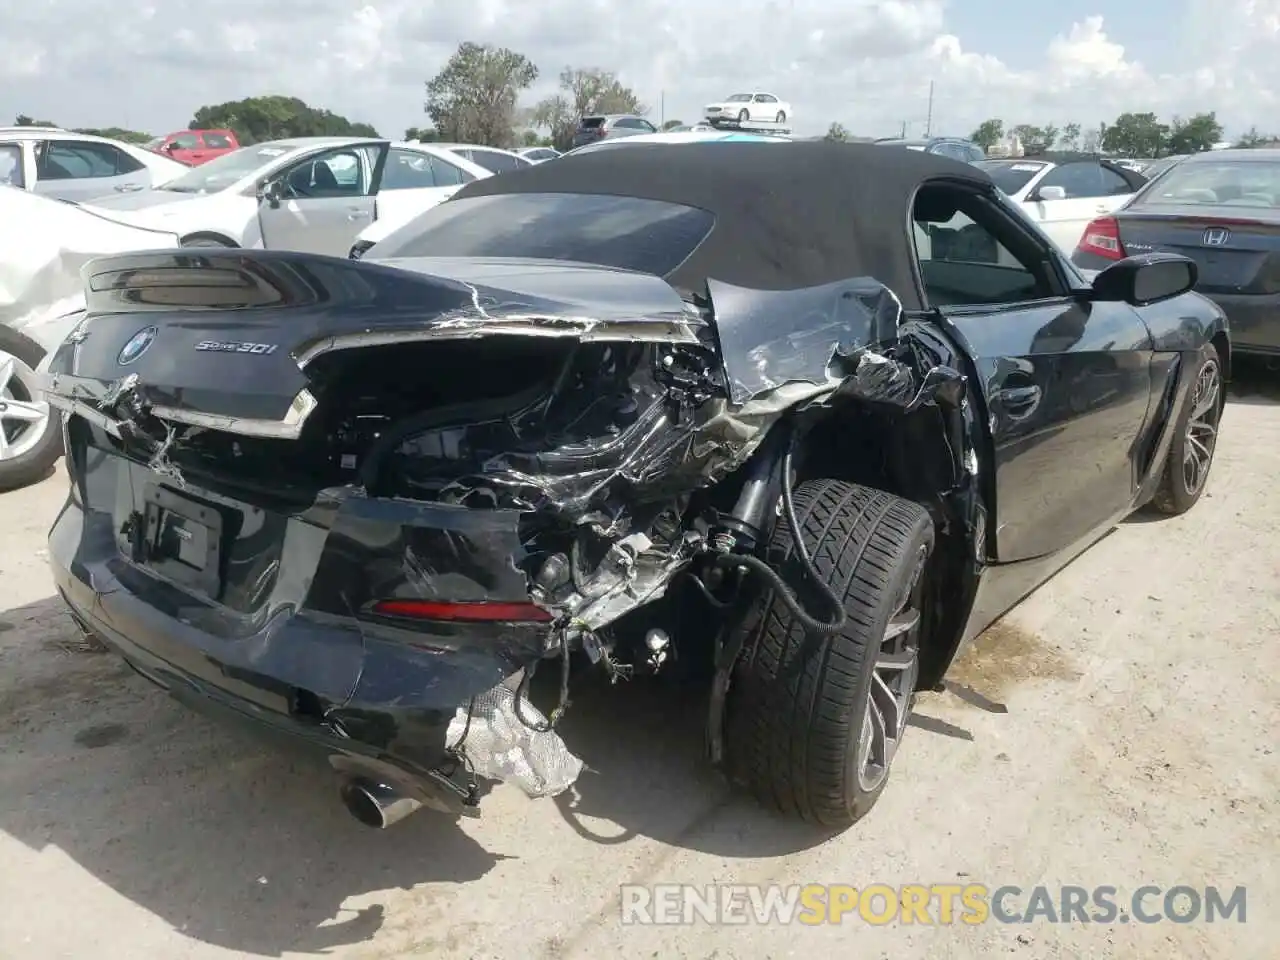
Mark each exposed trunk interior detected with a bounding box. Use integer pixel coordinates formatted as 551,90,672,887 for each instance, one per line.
103,337,588,503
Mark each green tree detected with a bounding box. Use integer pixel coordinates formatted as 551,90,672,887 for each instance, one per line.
1011,124,1058,154
1058,122,1082,151
532,67,648,151
14,114,57,127
74,127,152,145
825,122,850,142
190,96,378,145
404,126,438,142
1166,112,1223,154
1101,112,1167,157
969,118,1003,151
426,42,539,148
662,119,684,131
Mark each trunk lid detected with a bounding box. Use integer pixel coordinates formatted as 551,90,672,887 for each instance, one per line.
1116,205,1280,295
44,250,704,440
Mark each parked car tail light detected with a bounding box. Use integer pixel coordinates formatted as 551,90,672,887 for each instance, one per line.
1078,217,1126,260
371,599,554,623
595,126,608,138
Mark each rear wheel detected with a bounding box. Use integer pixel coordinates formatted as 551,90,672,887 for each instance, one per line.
775,111,787,123
0,326,61,491
737,109,750,123
1148,343,1223,516
725,479,934,827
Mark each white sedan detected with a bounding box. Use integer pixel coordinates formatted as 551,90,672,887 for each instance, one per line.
704,93,792,125
82,137,491,258
974,158,1148,252
0,188,180,490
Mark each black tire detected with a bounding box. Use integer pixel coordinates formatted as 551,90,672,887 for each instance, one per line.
0,325,62,491
737,109,750,123
725,479,934,827
180,234,237,248
775,111,787,123
1148,342,1224,516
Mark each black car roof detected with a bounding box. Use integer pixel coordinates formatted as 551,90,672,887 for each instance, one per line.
450,140,994,309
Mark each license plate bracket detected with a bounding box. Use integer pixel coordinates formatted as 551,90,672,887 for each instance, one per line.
142,485,224,598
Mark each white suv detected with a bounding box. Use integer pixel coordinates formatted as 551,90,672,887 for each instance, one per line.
0,127,188,202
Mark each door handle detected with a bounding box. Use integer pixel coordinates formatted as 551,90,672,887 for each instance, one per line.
998,384,1042,419
346,209,371,221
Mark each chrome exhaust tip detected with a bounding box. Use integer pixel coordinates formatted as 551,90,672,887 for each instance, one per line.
339,778,423,829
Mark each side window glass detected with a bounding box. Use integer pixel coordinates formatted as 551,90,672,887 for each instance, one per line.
911,188,1052,306
427,155,468,186
1099,166,1134,196
172,133,200,149
472,151,520,174
282,148,371,198
1037,162,1104,199
0,144,24,188
40,142,120,179
380,149,438,190
114,147,144,174
201,132,233,149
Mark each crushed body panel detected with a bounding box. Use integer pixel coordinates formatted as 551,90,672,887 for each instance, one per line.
46,248,973,810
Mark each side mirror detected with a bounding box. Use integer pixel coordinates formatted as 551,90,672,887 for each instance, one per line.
258,179,283,209
1091,253,1197,307
1033,185,1067,202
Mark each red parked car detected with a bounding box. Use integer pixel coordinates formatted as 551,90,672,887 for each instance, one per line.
145,129,240,166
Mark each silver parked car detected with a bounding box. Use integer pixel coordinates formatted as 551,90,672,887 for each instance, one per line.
0,127,188,202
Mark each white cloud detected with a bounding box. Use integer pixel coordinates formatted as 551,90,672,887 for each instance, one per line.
2,0,1278,139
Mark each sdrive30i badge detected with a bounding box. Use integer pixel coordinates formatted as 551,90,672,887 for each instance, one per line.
194,341,279,355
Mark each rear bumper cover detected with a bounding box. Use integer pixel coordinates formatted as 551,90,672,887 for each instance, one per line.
48,493,535,816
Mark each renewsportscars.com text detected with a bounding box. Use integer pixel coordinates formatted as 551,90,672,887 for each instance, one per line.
619,884,1247,926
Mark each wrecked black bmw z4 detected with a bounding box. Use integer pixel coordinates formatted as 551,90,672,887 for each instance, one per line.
44,141,1231,829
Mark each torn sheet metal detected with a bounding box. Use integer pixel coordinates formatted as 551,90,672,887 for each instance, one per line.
0,188,179,355
445,683,583,797
707,276,904,405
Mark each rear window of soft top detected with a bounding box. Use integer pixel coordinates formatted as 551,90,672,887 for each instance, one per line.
579,117,605,128
368,191,715,278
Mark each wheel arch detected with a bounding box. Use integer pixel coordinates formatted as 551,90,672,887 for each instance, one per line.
180,231,239,248
794,399,983,690
1211,330,1231,383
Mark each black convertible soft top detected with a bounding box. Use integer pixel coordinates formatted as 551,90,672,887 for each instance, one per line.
450,140,995,310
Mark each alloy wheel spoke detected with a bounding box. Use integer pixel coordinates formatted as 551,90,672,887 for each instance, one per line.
1,399,48,424
0,354,15,394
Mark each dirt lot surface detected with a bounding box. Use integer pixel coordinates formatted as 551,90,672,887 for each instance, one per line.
1,368,1277,960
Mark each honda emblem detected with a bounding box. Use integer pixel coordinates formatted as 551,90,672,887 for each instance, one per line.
1202,227,1230,246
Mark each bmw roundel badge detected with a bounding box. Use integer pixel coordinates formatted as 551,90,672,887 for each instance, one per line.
117,326,158,365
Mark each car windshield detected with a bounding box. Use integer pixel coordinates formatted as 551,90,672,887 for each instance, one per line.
726,94,752,102
975,160,1048,195
1133,158,1280,208
155,143,298,193
370,192,715,277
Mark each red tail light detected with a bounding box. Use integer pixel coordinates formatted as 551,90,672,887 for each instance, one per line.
1078,217,1126,261
596,126,607,138
371,599,553,622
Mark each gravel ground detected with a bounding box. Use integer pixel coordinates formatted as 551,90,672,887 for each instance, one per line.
1,366,1277,960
